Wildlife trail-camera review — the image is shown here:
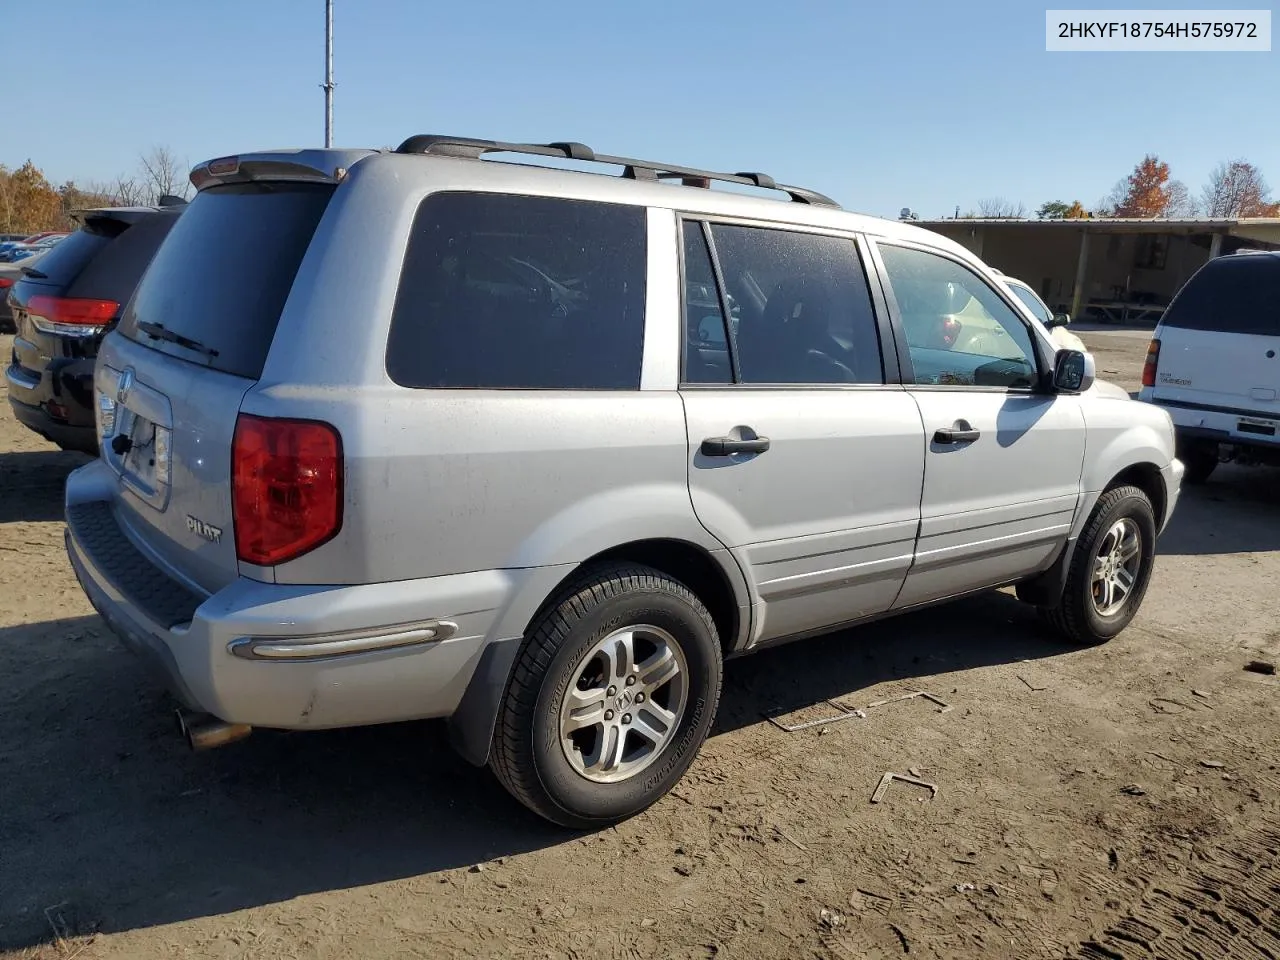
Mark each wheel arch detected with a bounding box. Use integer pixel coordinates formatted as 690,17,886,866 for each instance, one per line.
448,537,750,767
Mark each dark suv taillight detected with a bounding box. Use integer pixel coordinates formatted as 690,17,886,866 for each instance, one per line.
1141,338,1161,388
232,414,343,566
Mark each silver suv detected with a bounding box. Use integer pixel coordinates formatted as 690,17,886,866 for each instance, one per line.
64,136,1185,827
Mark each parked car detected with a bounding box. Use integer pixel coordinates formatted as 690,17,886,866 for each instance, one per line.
64,137,1183,828
0,232,68,263
994,272,1087,353
0,232,57,261
1139,250,1280,483
0,248,51,333
5,204,184,453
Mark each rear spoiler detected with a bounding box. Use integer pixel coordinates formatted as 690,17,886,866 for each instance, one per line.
189,149,376,192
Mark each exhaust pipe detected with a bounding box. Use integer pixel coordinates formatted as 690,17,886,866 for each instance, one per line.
176,708,252,751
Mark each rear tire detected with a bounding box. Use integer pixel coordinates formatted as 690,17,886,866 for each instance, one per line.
489,563,722,829
1181,446,1218,485
1040,485,1157,645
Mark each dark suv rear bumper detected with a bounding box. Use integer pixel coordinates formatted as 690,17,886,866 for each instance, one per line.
6,357,99,454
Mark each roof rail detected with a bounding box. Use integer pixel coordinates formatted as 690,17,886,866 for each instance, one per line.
393,135,839,208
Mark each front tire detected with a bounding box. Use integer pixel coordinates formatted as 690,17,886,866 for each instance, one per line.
1041,485,1157,645
489,563,722,828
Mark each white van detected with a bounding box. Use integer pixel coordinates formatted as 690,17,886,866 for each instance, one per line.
1139,251,1280,483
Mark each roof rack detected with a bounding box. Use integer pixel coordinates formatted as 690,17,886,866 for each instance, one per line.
393,135,840,208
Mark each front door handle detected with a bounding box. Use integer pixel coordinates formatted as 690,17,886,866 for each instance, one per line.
933,422,981,445
701,435,771,457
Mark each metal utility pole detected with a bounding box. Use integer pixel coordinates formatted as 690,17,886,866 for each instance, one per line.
322,0,334,147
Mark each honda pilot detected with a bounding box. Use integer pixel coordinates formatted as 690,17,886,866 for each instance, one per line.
64,137,1184,827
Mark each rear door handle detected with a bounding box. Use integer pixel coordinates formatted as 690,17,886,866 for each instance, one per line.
701,435,771,457
933,424,981,445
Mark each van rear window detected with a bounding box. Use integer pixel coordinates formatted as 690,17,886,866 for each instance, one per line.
386,192,646,390
120,182,334,379
1162,255,1280,336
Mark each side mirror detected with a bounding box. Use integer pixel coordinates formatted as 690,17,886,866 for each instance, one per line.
1047,313,1071,329
1053,348,1095,393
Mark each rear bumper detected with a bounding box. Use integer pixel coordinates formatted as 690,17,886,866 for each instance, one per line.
6,355,98,454
63,459,546,731
1142,392,1280,453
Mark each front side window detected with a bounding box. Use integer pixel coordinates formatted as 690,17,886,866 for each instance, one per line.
387,192,646,389
878,243,1039,389
694,223,883,385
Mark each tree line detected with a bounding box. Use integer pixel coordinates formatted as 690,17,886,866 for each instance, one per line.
0,147,189,235
965,155,1280,221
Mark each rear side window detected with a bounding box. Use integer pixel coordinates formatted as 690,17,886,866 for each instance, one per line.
1162,256,1280,336
120,182,335,379
386,192,646,390
706,223,884,385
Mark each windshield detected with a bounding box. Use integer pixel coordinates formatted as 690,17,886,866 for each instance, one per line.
1006,282,1053,324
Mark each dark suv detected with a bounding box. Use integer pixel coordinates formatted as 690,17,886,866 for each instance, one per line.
5,201,185,454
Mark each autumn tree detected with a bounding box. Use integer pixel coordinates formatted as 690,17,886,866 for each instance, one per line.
1200,160,1280,217
1064,200,1088,218
0,161,63,234
1103,154,1191,218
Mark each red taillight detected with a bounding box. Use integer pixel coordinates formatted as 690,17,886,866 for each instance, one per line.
27,294,118,332
0,277,13,289
1141,338,1161,388
941,316,962,347
232,415,343,566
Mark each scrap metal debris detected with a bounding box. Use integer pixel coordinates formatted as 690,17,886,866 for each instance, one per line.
764,699,868,733
764,689,952,733
871,771,938,804
1018,675,1048,692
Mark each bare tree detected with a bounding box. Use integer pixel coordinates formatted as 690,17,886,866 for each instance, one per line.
104,175,148,207
976,197,1026,218
1165,180,1198,218
1200,160,1278,217
137,145,189,203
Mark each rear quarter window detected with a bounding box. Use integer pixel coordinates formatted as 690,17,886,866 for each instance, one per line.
1162,256,1280,336
386,192,647,390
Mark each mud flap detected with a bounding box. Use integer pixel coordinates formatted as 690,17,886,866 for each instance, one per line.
447,635,524,767
1014,536,1076,608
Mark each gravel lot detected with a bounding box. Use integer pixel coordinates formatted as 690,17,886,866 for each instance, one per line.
2,328,1276,960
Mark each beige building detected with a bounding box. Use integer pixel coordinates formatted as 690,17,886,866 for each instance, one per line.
915,217,1280,322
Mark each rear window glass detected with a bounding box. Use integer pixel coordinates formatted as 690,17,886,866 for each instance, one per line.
22,228,113,286
68,212,181,305
120,182,335,379
1162,256,1280,336
386,192,646,390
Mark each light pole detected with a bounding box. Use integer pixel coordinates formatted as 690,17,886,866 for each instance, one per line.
322,0,334,147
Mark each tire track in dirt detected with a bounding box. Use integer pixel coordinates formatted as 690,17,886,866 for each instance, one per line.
1074,818,1279,959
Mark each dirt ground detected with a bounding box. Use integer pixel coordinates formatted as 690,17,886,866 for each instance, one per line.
1,328,1276,960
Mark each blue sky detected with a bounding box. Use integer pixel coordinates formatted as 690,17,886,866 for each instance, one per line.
7,0,1278,218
